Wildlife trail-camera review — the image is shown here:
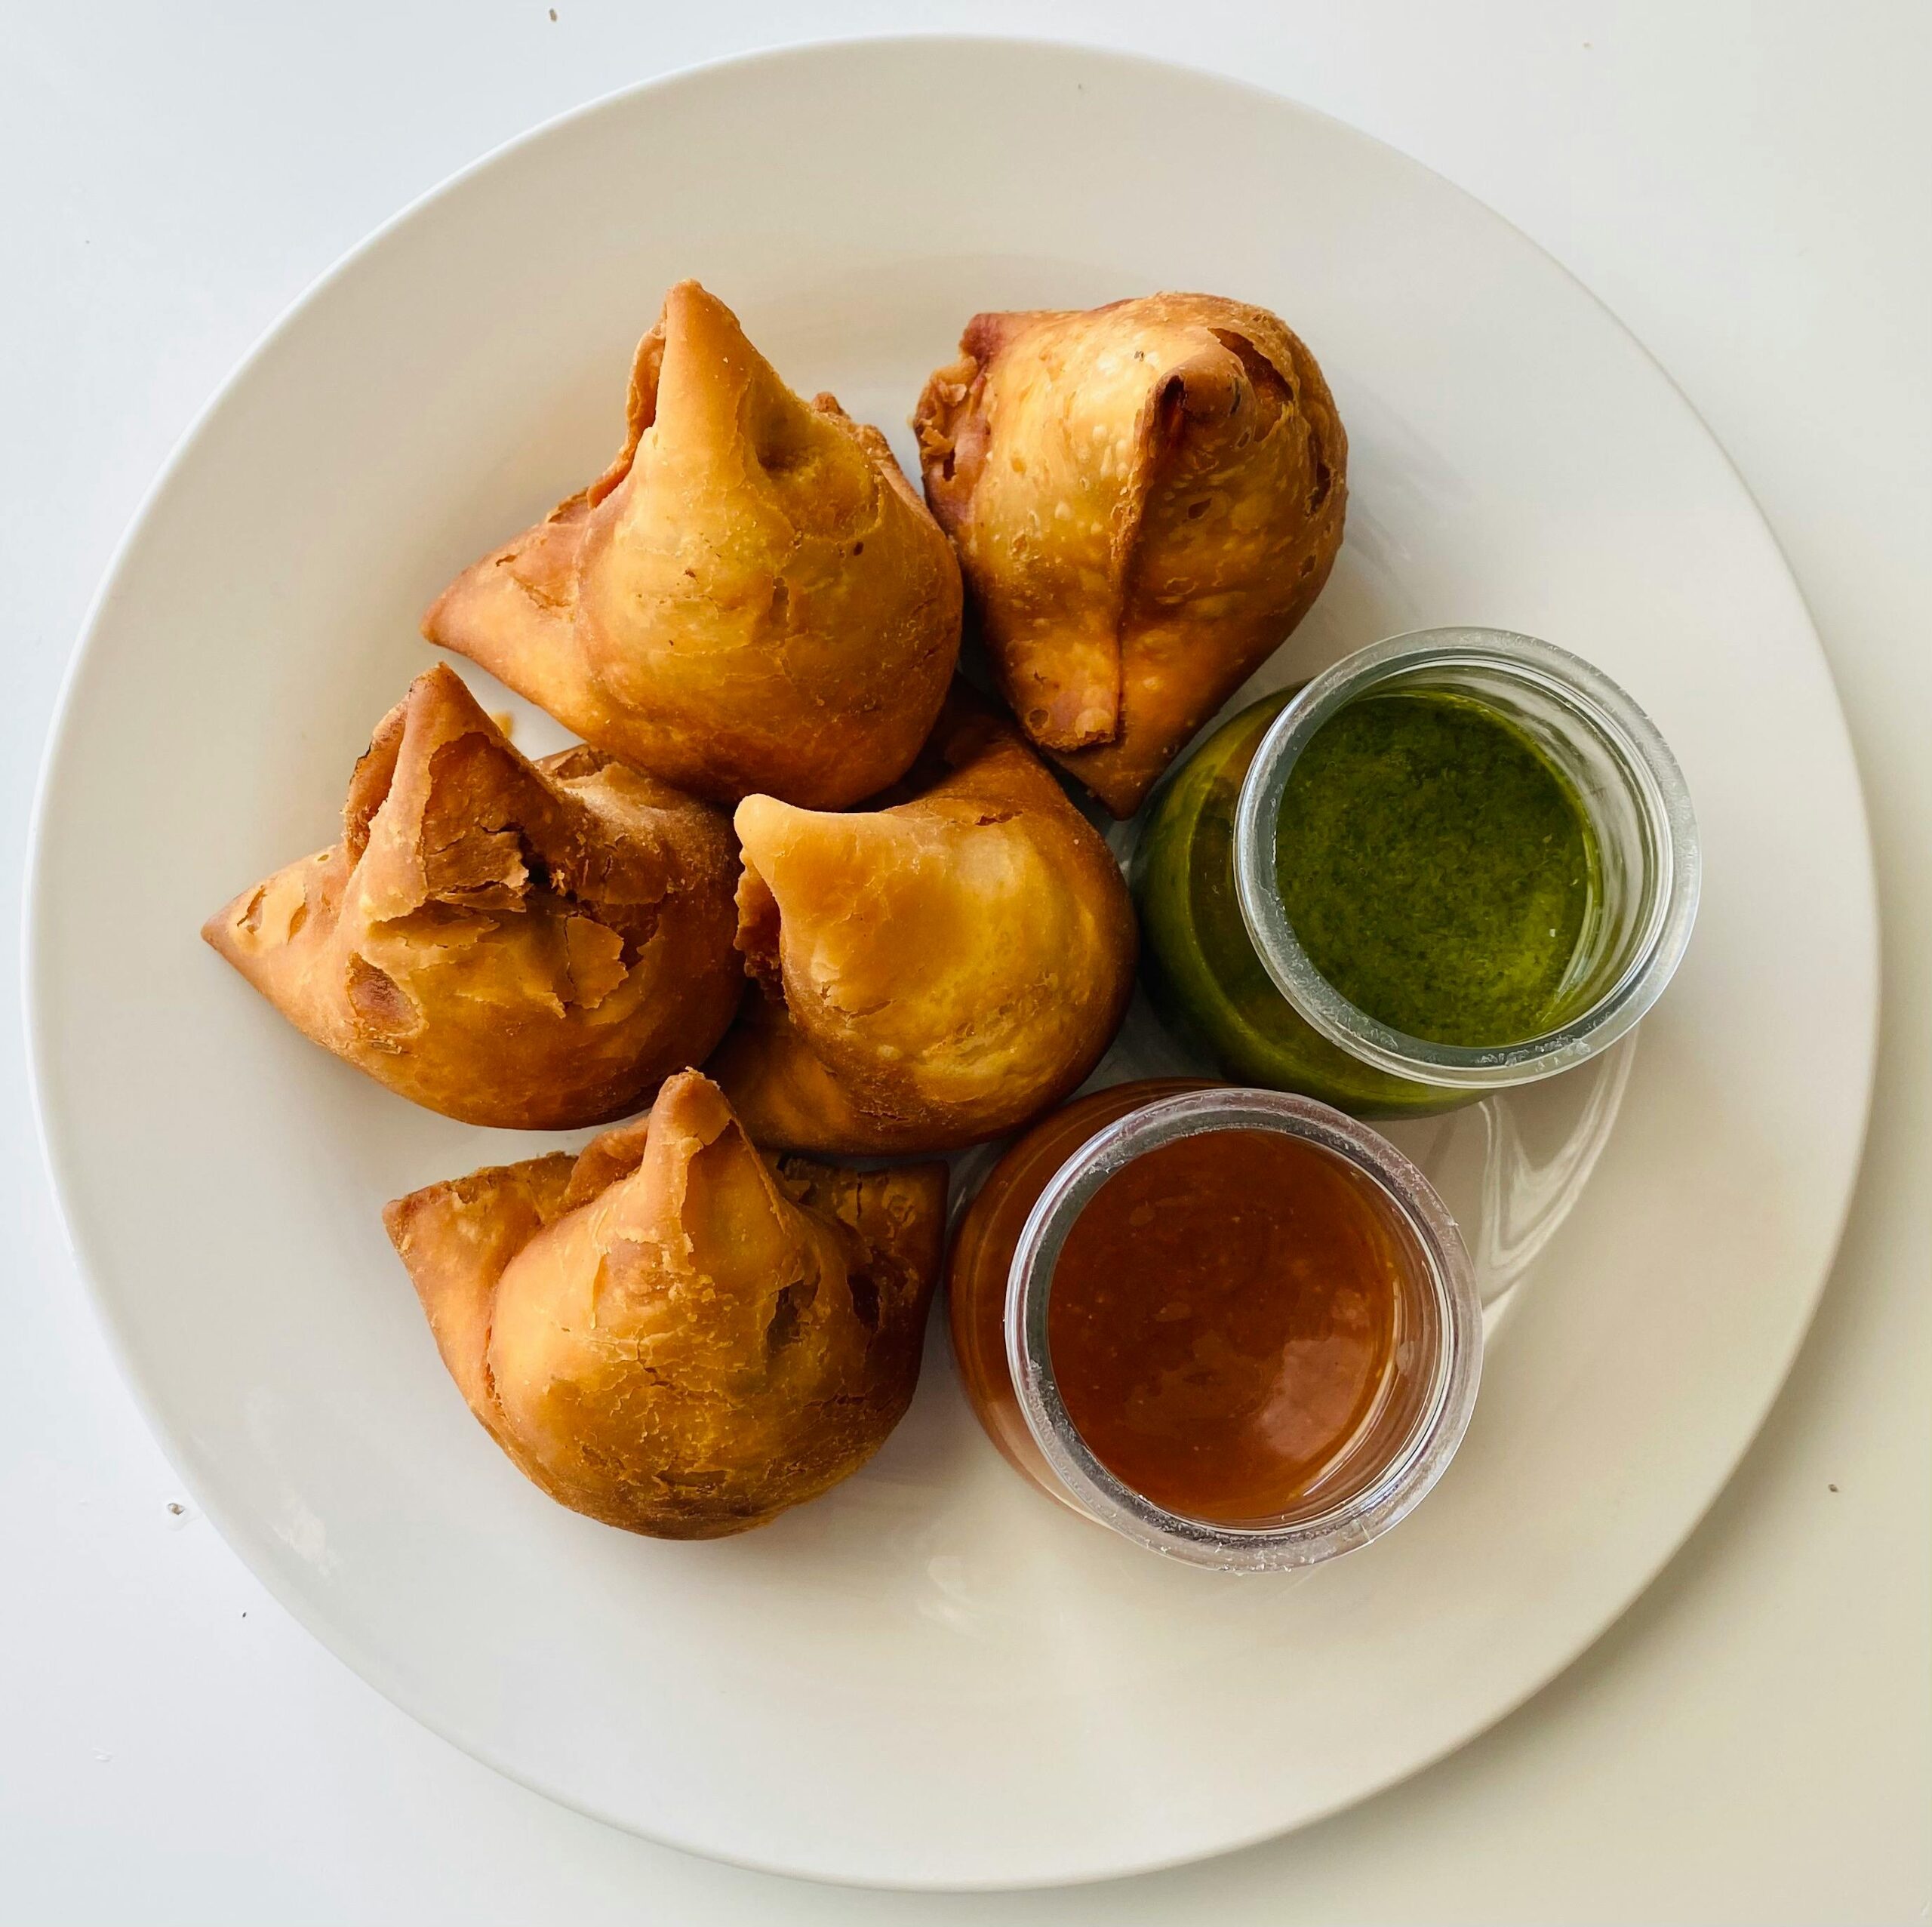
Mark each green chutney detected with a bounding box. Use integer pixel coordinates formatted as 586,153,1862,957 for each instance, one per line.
1132,689,1447,1116
1275,692,1597,1046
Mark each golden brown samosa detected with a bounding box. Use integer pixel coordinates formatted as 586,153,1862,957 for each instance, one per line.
383,1071,948,1539
707,691,1137,1155
914,292,1347,817
424,280,963,810
203,665,740,1129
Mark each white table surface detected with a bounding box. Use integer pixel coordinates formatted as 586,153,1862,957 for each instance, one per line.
4,5,1927,1921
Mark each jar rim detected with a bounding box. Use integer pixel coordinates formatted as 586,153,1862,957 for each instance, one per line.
1231,628,1701,1089
1003,1086,1482,1572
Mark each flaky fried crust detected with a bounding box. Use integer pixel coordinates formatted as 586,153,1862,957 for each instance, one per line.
706,689,1137,1154
914,293,1346,816
382,1072,948,1538
202,665,742,1128
424,281,963,810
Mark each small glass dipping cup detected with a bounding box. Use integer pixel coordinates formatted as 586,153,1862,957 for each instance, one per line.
1231,626,1701,1098
947,1081,1481,1572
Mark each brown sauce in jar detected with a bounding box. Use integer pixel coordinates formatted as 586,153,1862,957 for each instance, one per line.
949,1081,1403,1525
1048,1127,1400,1522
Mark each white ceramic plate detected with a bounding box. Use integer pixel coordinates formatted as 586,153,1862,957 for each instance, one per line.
27,38,1875,1889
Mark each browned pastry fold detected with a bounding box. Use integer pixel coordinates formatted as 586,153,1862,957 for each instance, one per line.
914,292,1347,816
383,1071,948,1539
203,664,740,1128
706,690,1137,1155
424,279,963,810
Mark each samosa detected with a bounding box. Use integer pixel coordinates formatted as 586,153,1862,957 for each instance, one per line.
383,1071,948,1538
203,666,740,1129
914,292,1347,816
708,691,1137,1154
426,281,962,809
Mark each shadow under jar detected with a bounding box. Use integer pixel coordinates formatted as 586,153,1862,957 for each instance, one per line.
1133,628,1700,1116
947,1081,1481,1572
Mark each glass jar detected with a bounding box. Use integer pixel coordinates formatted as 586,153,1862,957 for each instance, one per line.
1134,628,1700,1111
947,1080,1481,1572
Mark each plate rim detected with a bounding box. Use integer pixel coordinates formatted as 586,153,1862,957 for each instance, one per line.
22,32,1881,1891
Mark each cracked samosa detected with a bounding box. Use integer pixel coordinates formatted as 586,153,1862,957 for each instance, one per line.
202,665,740,1129
708,691,1137,1155
383,1071,948,1538
914,292,1347,816
424,280,963,809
